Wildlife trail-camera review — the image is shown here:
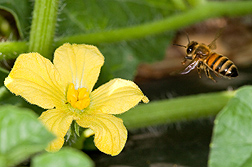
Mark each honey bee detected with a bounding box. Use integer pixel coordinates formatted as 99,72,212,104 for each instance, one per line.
174,32,238,82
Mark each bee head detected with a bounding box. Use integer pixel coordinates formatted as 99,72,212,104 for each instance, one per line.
173,32,198,59
186,41,198,55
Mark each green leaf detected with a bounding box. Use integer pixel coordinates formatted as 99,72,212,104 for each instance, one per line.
0,87,44,115
0,0,32,39
98,34,172,82
0,105,55,167
209,86,252,167
31,147,94,167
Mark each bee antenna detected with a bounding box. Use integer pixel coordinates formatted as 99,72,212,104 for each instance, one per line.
185,32,190,44
173,43,186,48
173,31,190,48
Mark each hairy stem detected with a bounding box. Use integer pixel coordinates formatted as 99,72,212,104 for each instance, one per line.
28,0,59,59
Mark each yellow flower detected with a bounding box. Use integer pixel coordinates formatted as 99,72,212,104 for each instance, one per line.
4,43,149,156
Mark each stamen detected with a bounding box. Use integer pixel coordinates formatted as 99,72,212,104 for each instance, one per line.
67,83,90,110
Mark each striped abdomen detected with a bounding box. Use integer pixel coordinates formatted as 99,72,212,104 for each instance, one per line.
205,53,238,78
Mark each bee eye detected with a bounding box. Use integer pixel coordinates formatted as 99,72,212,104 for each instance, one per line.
186,41,198,54
187,47,193,54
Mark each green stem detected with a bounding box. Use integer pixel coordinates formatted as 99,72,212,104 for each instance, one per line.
0,67,9,74
55,1,252,46
28,0,59,59
0,41,28,60
188,0,206,7
119,91,235,130
171,0,187,11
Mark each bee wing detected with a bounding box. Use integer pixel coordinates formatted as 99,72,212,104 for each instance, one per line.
208,40,217,50
180,58,200,74
208,28,224,50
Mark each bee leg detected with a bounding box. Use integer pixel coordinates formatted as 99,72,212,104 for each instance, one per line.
213,71,221,78
197,62,202,78
204,67,216,82
181,58,187,65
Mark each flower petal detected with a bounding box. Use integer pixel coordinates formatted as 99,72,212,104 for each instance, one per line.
4,53,65,109
89,78,149,115
53,43,104,92
39,109,74,152
76,114,127,156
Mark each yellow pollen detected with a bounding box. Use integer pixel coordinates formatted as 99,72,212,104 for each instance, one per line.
67,83,90,110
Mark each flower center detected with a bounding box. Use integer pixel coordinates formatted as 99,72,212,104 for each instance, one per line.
67,83,90,110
